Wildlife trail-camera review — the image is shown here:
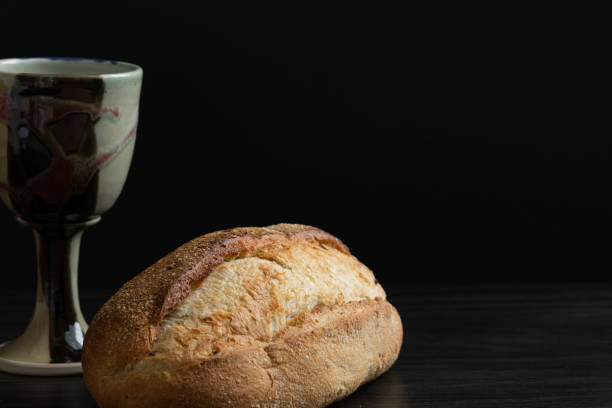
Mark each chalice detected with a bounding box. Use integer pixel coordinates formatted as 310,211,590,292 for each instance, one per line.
0,58,142,375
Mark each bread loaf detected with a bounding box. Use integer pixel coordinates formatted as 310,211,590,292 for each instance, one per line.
82,224,402,408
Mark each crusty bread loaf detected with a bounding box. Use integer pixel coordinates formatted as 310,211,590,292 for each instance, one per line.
82,224,402,408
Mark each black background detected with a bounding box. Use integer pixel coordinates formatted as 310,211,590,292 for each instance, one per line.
1,2,611,290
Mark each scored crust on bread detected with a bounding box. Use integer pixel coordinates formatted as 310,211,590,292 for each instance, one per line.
82,224,402,408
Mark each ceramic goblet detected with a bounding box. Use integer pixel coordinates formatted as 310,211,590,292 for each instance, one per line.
0,58,142,375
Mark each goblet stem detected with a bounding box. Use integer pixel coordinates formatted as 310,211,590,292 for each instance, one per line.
17,216,100,364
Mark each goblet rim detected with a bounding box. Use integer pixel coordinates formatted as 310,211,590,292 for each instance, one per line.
0,57,142,80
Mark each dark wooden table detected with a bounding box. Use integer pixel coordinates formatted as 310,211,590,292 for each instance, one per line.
2,283,612,407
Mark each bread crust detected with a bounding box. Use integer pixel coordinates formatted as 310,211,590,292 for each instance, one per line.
82,224,402,408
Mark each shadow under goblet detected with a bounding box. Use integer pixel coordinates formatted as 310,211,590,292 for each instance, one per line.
0,58,142,375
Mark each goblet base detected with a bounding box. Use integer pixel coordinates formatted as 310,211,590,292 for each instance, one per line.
0,342,82,376
0,216,101,376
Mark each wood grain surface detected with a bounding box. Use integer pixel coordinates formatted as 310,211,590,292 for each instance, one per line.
1,283,612,407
